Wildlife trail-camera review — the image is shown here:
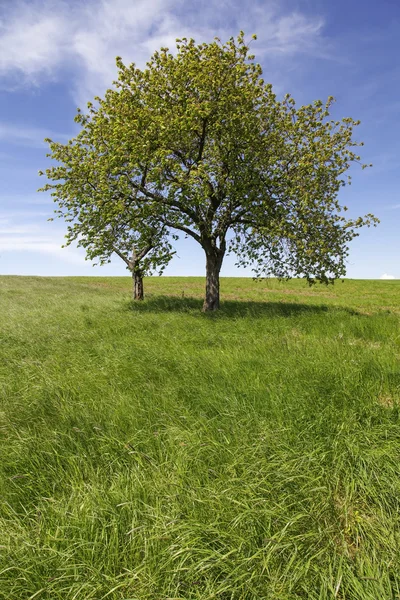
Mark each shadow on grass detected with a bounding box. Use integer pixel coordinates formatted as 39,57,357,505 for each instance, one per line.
126,295,361,318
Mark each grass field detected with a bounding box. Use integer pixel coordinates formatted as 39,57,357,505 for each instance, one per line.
1,276,400,599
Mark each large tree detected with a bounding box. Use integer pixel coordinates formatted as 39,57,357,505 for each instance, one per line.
41,33,377,310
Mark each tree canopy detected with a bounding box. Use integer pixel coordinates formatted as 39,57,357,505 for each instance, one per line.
40,32,378,309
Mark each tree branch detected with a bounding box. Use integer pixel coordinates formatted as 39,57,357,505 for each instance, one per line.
137,243,154,261
140,164,148,188
171,148,190,168
163,221,202,245
126,176,200,225
196,118,208,164
112,245,130,266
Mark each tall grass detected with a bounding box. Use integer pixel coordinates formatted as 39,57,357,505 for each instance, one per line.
1,276,400,599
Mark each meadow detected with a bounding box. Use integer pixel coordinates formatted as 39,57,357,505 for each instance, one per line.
1,276,400,599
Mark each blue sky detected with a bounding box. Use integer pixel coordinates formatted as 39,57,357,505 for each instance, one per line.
0,0,399,278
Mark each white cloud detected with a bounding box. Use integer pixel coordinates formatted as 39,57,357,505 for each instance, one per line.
380,273,396,280
0,3,69,83
0,0,329,104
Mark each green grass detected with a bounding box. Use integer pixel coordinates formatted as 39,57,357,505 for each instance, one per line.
1,276,400,599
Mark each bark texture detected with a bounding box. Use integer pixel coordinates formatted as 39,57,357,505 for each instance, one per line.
132,269,144,300
202,250,224,311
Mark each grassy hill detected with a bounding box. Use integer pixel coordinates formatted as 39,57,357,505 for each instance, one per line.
1,276,400,599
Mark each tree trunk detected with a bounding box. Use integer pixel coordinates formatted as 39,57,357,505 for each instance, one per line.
132,269,144,300
202,250,223,311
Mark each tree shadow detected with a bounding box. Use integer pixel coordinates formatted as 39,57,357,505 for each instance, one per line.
126,295,362,319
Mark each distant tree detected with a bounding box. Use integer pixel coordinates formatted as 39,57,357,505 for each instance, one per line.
40,33,378,310
39,133,174,300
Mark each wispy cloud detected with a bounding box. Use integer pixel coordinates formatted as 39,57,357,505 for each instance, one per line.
0,229,85,265
254,11,325,56
0,210,52,219
380,273,396,280
0,223,40,234
0,122,71,147
0,194,55,210
0,211,82,265
0,0,329,104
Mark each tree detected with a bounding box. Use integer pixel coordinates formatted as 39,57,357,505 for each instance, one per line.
41,33,378,310
39,126,175,300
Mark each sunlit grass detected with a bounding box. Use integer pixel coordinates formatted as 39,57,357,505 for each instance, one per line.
1,276,400,599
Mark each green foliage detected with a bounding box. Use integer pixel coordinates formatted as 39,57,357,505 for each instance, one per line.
40,32,377,289
1,276,400,599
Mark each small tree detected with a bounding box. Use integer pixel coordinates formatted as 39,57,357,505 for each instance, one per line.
39,129,174,300
41,33,377,310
